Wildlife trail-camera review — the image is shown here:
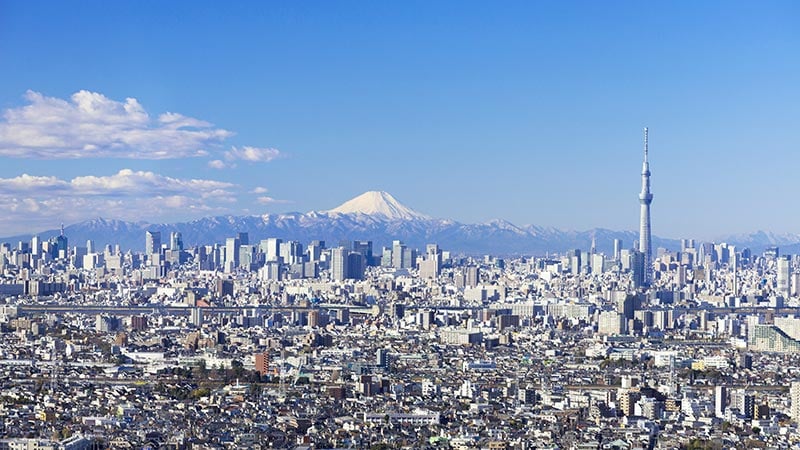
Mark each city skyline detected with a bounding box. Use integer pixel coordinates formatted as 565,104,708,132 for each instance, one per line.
1,2,799,239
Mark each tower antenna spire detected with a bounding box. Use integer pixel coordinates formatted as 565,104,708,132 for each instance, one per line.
638,127,653,287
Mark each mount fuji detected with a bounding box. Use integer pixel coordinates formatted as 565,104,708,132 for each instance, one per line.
327,191,430,221
2,190,684,255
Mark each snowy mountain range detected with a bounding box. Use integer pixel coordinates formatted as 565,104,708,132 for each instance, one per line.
2,191,796,255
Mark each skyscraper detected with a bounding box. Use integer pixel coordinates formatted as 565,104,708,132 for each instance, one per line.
54,223,68,259
347,251,365,280
263,238,282,262
777,256,791,298
613,238,622,262
170,231,184,251
391,240,406,269
638,127,653,285
331,247,348,281
225,236,241,272
145,231,161,256
353,240,374,265
31,235,40,256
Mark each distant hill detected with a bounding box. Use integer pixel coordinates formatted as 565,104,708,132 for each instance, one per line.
5,191,794,256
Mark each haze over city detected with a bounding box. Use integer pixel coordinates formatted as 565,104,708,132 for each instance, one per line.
1,1,799,239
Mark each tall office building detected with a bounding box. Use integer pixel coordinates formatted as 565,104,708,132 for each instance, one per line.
170,232,184,251
567,249,581,276
591,253,605,275
145,231,161,256
280,241,304,265
778,256,791,298
347,251,365,280
331,247,348,281
330,247,365,281
419,244,442,279
225,236,241,271
307,240,325,262
54,224,68,259
392,240,406,269
638,128,653,285
263,238,282,262
353,240,374,266
465,265,480,288
30,235,41,256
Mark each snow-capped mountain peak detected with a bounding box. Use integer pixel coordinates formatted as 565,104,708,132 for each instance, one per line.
325,191,430,220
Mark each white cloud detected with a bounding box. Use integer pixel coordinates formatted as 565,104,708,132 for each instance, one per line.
0,169,242,234
0,174,68,191
0,169,232,197
251,186,269,194
226,146,281,162
0,90,238,159
208,159,228,169
256,196,290,205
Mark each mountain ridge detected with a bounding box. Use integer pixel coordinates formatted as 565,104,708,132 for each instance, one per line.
3,213,666,256
1,191,797,255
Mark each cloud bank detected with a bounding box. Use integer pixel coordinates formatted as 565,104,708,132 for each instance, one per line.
0,169,239,234
0,90,281,161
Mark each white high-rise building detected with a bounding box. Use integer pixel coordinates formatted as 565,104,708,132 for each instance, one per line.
225,237,240,272
714,385,727,418
777,256,791,298
598,311,625,335
145,231,161,256
591,253,605,275
31,235,41,256
170,231,183,251
791,382,800,421
331,247,348,281
262,238,282,263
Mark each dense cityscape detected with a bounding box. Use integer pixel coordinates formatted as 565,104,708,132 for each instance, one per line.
0,132,799,450
2,3,798,450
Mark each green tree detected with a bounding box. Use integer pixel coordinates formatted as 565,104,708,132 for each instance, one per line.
231,359,245,379
189,387,210,399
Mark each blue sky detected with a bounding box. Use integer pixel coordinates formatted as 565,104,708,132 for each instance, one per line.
0,1,798,239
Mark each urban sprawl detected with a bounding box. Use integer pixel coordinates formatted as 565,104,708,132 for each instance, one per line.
1,229,800,450
3,133,800,450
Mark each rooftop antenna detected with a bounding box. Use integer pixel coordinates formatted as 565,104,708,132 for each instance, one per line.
60,223,64,236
